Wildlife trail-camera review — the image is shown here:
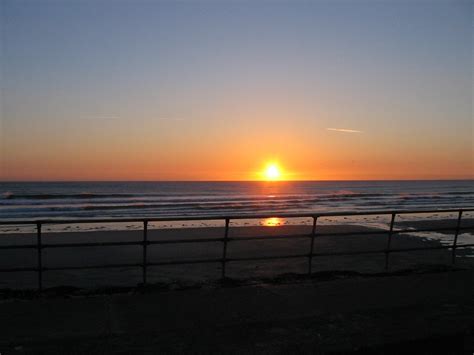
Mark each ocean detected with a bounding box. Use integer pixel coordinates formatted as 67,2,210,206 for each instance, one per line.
1,180,473,221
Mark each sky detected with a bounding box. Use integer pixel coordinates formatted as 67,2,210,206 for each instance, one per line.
0,0,472,181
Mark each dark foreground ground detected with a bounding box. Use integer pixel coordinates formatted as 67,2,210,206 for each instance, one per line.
1,267,474,354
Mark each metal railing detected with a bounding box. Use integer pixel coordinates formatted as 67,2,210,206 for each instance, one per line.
0,208,473,291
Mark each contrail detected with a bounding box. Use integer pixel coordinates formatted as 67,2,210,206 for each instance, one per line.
327,128,363,133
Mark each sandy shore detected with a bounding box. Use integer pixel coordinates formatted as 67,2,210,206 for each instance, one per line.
1,223,473,289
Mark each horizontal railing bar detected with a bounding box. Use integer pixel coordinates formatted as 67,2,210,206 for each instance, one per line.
309,244,473,257
0,244,37,250
227,254,308,262
0,267,38,272
1,208,473,225
229,234,312,241
148,237,225,245
0,260,223,272
311,230,388,237
0,241,142,249
311,249,386,257
308,244,473,257
308,244,474,257
0,239,226,250
43,263,143,271
42,241,142,248
147,258,223,266
387,245,453,253
230,230,389,241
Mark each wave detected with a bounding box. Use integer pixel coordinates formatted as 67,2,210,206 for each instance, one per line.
1,181,472,220
2,192,143,200
0,191,409,202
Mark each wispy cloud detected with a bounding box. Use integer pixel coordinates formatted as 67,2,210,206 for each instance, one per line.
80,115,120,120
156,118,185,121
326,128,363,133
79,115,185,122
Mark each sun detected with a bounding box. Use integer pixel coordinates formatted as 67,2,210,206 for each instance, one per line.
264,163,281,181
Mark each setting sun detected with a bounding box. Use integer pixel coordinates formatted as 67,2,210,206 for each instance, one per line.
264,163,281,181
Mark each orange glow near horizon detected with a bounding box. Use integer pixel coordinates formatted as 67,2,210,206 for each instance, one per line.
2,123,473,181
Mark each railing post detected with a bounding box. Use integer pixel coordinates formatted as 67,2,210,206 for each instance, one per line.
451,210,463,264
308,216,318,275
385,213,396,271
36,222,42,292
143,220,148,285
221,218,230,279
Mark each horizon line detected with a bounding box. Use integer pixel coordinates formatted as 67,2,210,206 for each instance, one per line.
1,178,473,183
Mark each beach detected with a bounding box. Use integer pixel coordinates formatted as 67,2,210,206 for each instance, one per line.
1,221,473,290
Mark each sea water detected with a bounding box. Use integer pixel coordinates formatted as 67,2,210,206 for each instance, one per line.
1,180,472,221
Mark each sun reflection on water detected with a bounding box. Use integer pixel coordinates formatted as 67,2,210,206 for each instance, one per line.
262,217,283,227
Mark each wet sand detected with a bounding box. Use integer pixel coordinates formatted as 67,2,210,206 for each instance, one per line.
395,218,474,235
1,224,473,289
